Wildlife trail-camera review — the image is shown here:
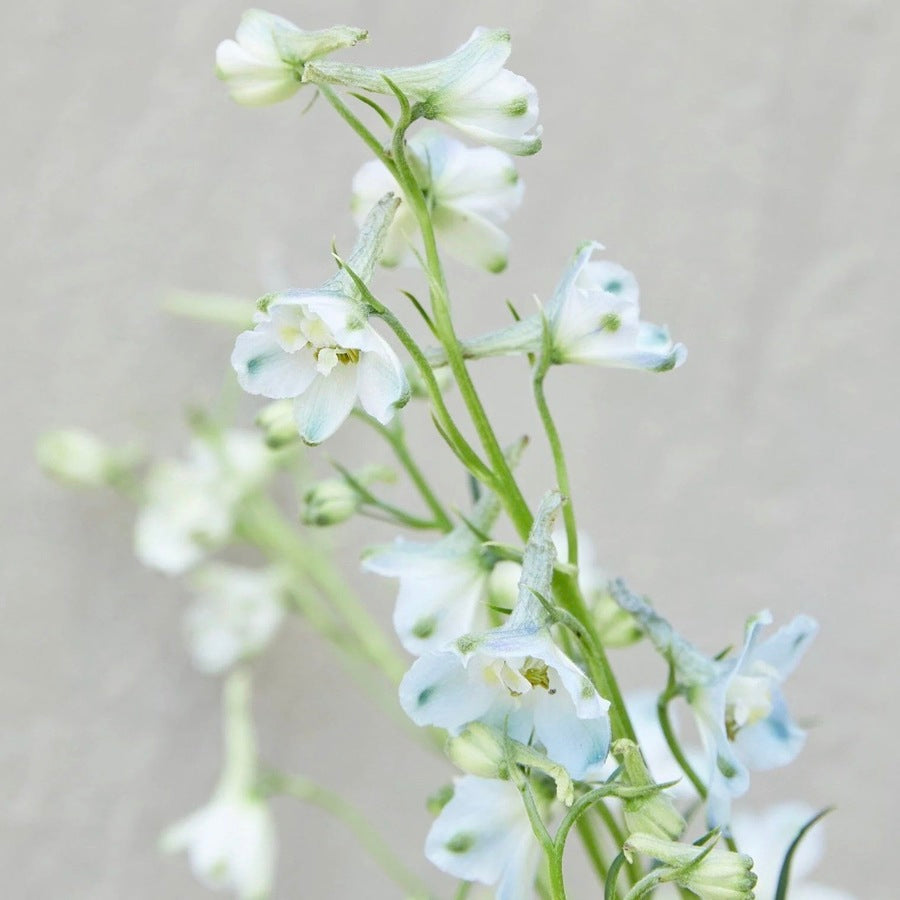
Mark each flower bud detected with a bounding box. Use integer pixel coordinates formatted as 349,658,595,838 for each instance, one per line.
624,833,757,899
36,429,137,488
613,739,685,841
255,400,298,449
487,560,522,611
301,465,394,526
447,723,509,780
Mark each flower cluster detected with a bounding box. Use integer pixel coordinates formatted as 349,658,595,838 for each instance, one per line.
38,9,850,900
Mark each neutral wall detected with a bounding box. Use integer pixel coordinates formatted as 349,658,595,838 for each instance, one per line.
4,0,897,896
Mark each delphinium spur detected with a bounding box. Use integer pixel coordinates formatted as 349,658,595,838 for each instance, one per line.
37,10,854,899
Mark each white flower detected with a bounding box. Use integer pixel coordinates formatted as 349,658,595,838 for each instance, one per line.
231,197,409,445
135,430,273,575
352,129,524,272
36,429,136,488
732,804,855,900
614,585,818,828
184,564,286,674
544,241,686,371
308,27,542,155
363,486,502,654
426,775,544,899
399,493,611,780
162,672,275,899
216,10,366,106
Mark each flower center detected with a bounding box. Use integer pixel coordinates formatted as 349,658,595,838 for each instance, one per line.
487,657,555,698
724,662,779,740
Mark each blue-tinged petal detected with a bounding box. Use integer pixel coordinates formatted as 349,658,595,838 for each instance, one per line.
231,329,318,399
356,339,410,424
749,614,818,679
425,776,538,892
532,692,610,780
733,692,806,771
291,366,358,445
399,651,495,729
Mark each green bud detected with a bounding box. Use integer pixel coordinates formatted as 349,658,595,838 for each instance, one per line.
36,429,138,488
301,465,394,526
446,723,509,780
613,739,685,841
593,589,643,647
624,832,757,899
255,401,298,449
426,783,454,816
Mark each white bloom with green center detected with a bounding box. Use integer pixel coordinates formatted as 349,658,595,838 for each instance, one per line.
614,584,818,828
162,672,275,899
399,493,611,780
216,10,366,106
184,564,286,674
308,27,542,155
732,804,855,900
135,430,273,575
363,483,503,654
426,775,545,900
231,197,410,445
352,129,524,272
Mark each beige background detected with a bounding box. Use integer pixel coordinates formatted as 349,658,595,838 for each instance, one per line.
4,0,898,896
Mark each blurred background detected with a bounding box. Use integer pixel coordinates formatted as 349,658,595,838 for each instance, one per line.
4,0,898,895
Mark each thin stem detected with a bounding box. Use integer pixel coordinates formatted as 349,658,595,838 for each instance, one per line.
269,773,432,899
318,84,398,177
352,410,453,531
594,802,642,887
237,495,405,683
657,686,706,799
388,102,533,540
533,353,578,567
576,816,609,880
511,771,563,900
623,870,666,900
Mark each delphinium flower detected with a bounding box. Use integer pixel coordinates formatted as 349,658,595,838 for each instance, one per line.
399,493,611,780
231,197,410,444
363,480,505,654
135,429,274,575
216,10,366,106
183,564,287,674
307,27,541,155
162,672,275,899
732,804,855,900
614,583,818,827
426,775,546,900
352,129,524,272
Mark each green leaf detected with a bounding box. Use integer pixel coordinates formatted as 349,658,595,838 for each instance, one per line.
774,806,834,900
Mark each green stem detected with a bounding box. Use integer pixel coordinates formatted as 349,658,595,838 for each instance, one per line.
595,802,642,887
237,495,405,683
268,773,432,898
352,410,453,531
510,770,563,900
657,686,706,799
318,84,398,177
576,816,609,880
388,101,533,541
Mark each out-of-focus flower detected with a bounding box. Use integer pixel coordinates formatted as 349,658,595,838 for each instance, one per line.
425,775,544,899
231,197,409,445
161,672,275,899
36,429,138,489
216,10,366,106
135,430,273,575
308,27,542,155
184,564,286,674
732,804,855,900
352,129,523,272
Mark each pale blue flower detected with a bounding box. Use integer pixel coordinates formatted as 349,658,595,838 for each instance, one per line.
426,775,544,899
231,197,409,445
614,584,818,828
399,493,611,780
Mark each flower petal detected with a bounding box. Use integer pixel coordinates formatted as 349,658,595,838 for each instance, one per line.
532,691,611,780
750,614,818,680
231,328,317,399
291,366,358,445
432,203,512,272
356,339,410,423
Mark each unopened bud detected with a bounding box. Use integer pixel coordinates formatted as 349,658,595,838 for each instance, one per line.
487,560,522,612
624,832,757,899
447,723,509,780
593,590,643,647
613,739,685,841
301,465,394,526
36,429,137,488
255,401,298,449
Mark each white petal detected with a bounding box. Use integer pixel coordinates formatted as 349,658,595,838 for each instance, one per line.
399,651,495,729
356,339,410,423
291,365,359,445
433,203,512,272
733,694,806,771
231,328,318,399
532,691,611,780
749,614,818,680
